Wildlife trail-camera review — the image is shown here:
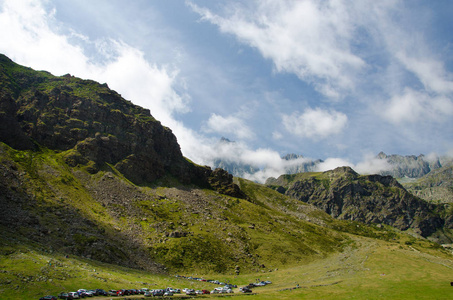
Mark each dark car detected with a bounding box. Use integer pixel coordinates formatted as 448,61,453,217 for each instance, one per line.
240,287,253,293
58,292,69,299
153,289,165,296
40,296,58,300
202,290,210,294
95,289,107,296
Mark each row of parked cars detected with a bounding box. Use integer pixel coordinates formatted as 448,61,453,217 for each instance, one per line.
40,280,271,299
40,288,148,299
143,286,238,297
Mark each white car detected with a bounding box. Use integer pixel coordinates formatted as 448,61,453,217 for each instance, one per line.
144,291,152,297
185,289,196,295
68,292,79,299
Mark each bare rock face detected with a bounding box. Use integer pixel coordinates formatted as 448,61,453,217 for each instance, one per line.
270,166,445,238
0,54,244,197
376,152,441,178
207,168,247,199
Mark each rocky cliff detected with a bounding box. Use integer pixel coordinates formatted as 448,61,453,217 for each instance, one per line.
0,54,244,198
403,165,453,204
376,152,442,178
267,167,452,240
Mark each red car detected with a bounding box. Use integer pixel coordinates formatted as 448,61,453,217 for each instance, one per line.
202,290,210,294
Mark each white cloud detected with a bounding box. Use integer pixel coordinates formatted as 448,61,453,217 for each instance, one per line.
315,158,351,172
203,113,255,140
272,131,283,140
354,155,392,175
0,0,89,75
314,155,392,175
282,108,348,139
381,88,453,124
396,53,453,95
189,0,366,99
0,0,190,129
95,41,190,125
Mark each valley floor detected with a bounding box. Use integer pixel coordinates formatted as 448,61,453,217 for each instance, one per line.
1,235,452,300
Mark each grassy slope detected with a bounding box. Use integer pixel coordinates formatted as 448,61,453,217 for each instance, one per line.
226,237,453,300
1,233,452,299
1,144,452,299
0,143,344,274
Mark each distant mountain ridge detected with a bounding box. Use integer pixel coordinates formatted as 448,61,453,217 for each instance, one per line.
266,167,453,243
212,147,452,182
377,152,443,178
402,165,453,204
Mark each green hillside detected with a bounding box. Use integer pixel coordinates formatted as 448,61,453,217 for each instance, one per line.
1,54,452,299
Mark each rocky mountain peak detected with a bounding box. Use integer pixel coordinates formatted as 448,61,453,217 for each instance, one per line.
0,54,244,198
268,167,449,240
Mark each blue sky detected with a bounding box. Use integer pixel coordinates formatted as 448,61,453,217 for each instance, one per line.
1,0,453,181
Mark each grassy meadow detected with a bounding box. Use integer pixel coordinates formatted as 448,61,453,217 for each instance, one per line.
1,234,452,299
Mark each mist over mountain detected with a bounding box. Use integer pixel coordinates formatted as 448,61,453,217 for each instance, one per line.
212,145,453,184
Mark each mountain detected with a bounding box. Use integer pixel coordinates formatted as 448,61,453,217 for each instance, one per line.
211,138,259,177
402,165,453,203
211,149,322,179
0,54,244,198
281,153,322,173
0,54,354,274
212,150,451,185
266,167,453,242
376,152,442,178
1,55,453,300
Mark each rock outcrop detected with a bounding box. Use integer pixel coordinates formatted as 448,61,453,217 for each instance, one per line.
268,166,448,238
376,152,441,178
0,54,244,197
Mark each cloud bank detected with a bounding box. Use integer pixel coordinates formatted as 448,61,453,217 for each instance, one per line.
282,108,348,139
188,0,366,99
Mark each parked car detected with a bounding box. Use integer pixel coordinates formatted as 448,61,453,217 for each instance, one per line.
185,289,196,295
95,289,107,296
195,290,203,295
68,292,79,299
84,290,94,297
58,292,69,299
152,289,165,296
144,291,152,297
163,291,173,296
40,296,57,300
225,284,237,288
240,287,252,293
77,289,88,298
202,290,210,294
166,287,180,293
107,290,118,296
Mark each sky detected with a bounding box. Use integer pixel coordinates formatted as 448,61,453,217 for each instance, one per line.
1,0,453,182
